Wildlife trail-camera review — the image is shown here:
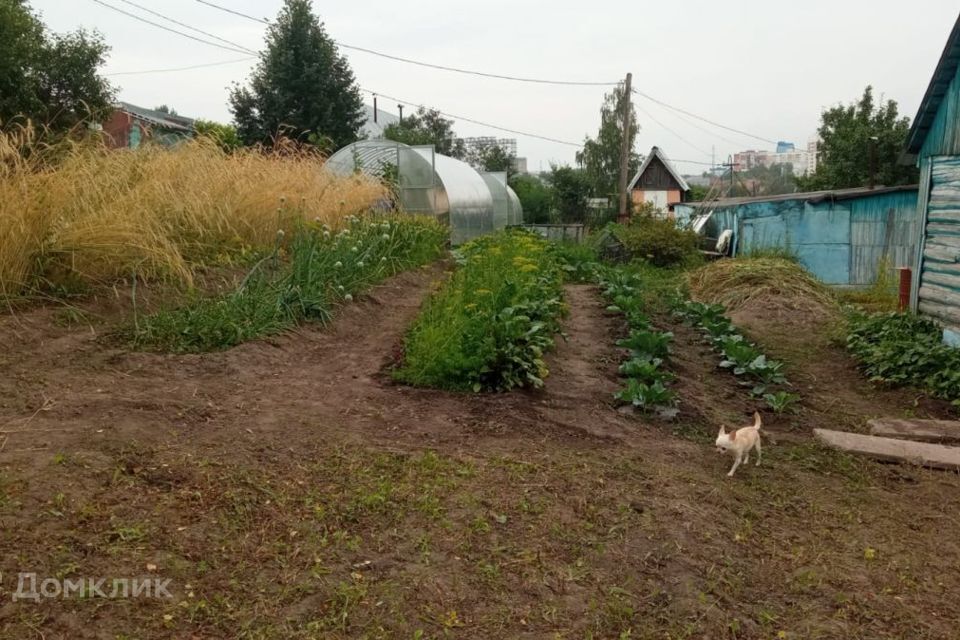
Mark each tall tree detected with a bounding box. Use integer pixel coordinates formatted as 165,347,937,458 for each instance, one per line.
798,86,917,190
383,107,466,159
229,0,364,150
0,0,113,130
576,82,639,199
547,165,592,223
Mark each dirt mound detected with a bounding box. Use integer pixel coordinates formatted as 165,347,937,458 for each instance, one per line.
688,256,839,327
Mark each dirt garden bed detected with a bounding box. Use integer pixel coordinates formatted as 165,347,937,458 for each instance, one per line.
1,264,959,639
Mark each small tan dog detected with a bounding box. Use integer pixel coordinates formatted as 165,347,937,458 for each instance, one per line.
715,412,762,477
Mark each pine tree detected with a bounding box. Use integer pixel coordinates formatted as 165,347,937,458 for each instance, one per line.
229,0,364,150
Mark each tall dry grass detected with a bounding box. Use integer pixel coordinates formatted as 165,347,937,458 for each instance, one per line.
0,127,388,296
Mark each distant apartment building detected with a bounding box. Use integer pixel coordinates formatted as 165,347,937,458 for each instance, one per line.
733,140,815,176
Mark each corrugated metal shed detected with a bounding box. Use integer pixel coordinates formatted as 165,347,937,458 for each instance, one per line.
674,185,918,286
908,12,960,344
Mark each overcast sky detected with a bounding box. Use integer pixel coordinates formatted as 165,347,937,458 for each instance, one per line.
30,0,960,174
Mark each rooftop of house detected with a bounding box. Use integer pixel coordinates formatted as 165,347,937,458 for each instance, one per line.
906,12,960,153
118,102,195,132
628,146,691,192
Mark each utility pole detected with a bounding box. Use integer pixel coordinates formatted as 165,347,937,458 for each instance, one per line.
868,135,879,189
722,156,736,196
373,95,378,124
397,104,404,124
617,72,633,223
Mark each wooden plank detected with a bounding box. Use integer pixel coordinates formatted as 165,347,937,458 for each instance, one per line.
868,418,960,444
814,429,960,470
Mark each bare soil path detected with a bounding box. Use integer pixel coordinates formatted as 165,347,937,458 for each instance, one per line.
1,269,959,639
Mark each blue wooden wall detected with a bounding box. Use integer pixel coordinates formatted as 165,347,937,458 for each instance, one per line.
913,61,960,343
676,189,918,285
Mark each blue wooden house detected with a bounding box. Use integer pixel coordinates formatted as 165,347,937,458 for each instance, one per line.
908,13,960,343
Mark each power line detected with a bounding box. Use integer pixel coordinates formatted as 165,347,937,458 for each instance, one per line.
635,103,712,158
105,57,256,76
194,0,619,87
116,0,257,53
340,44,619,87
89,0,253,55
361,89,582,147
195,0,269,24
632,88,776,145
635,92,747,148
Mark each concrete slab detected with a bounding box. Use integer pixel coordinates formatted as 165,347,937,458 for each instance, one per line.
868,418,960,444
814,428,960,471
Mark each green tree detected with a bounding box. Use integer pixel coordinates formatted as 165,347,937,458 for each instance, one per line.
0,0,113,130
798,86,918,190
547,165,592,223
687,184,709,202
465,139,515,176
509,173,552,223
194,119,242,151
383,107,466,158
576,82,639,198
229,0,364,150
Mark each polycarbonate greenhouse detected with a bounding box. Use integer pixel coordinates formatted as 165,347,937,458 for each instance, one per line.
325,140,522,244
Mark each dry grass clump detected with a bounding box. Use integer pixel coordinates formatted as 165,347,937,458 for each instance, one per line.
687,256,838,318
0,127,388,297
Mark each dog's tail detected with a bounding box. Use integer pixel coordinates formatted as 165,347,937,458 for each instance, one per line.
752,411,762,430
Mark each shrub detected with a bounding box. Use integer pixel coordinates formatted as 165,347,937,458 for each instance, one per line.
612,214,701,267
129,216,445,352
395,229,565,392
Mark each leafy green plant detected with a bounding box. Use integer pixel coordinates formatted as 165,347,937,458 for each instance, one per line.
613,379,676,410
395,229,565,392
616,328,673,361
618,357,674,384
846,310,960,404
719,339,763,373
764,391,801,413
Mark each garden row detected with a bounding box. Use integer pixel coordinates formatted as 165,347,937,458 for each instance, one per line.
131,215,446,352
675,300,799,413
394,229,566,392
597,267,678,414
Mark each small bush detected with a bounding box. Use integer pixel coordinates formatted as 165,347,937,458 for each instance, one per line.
395,229,565,392
612,215,701,268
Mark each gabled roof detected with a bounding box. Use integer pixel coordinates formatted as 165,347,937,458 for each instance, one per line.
627,146,690,192
906,13,960,153
118,102,194,133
